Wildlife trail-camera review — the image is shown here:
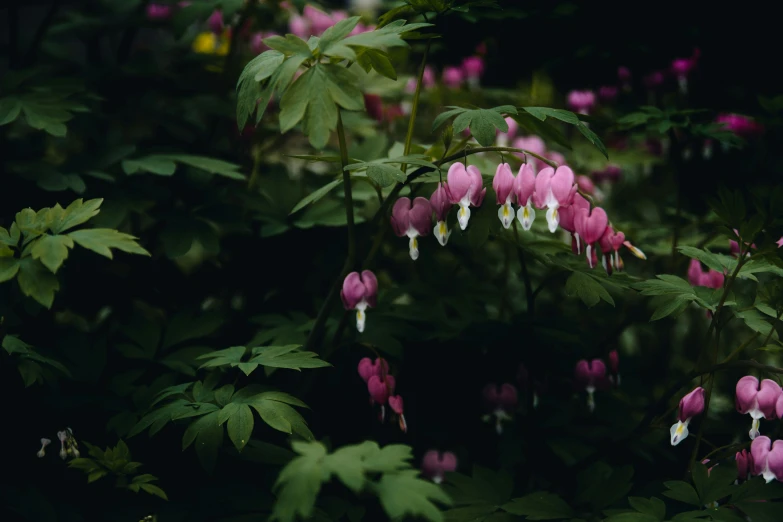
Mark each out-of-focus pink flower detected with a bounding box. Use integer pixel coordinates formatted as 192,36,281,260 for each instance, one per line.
422,65,435,88
737,449,754,481
671,49,699,93
289,14,310,38
446,163,485,230
496,117,518,147
643,71,665,89
482,383,518,434
576,175,596,195
364,94,384,122
147,4,173,20
545,151,565,167
567,90,596,115
430,183,452,246
388,395,407,432
618,66,631,83
475,42,487,55
686,259,724,289
462,56,485,88
737,376,782,439
442,66,464,88
716,113,763,138
391,197,432,260
341,271,378,333
207,10,224,34
574,359,607,412
670,387,705,446
598,85,618,102
751,436,783,483
303,5,334,34
422,451,457,483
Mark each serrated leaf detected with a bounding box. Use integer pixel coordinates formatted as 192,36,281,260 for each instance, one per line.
249,345,330,371
30,234,74,273
662,481,701,506
290,179,342,215
565,272,614,307
68,228,150,258
367,164,406,187
0,257,20,283
627,497,665,520
375,470,452,522
17,257,60,308
250,397,313,440
49,198,103,234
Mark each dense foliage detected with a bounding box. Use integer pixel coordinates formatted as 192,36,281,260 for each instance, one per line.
3,1,783,522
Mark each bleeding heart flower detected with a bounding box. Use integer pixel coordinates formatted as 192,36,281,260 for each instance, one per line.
443,66,464,88
357,357,388,383
736,449,754,481
736,376,782,439
670,387,705,446
482,383,518,434
341,271,378,333
421,450,457,484
493,163,516,229
559,193,590,254
430,183,452,246
751,436,783,483
391,197,432,261
513,163,537,231
388,395,407,433
574,359,608,412
446,163,485,230
574,206,609,269
533,166,576,233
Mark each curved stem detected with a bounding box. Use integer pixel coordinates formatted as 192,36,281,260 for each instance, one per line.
337,111,356,265
399,39,432,174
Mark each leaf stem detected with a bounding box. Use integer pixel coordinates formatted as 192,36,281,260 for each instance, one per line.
399,39,431,174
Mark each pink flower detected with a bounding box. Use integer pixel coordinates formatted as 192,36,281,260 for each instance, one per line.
687,259,725,289
559,193,590,254
289,14,310,38
618,66,631,83
250,32,276,54
777,237,783,248
368,374,396,420
391,197,432,260
598,85,618,102
575,206,608,269
751,436,783,483
496,117,518,147
341,270,378,333
442,66,464,88
421,450,457,484
643,71,665,89
146,4,173,20
736,376,782,439
429,183,452,246
532,166,576,233
737,449,754,481
513,164,537,231
388,395,407,433
461,56,485,88
671,53,697,93
598,226,626,275
482,383,518,434
545,150,565,166
575,359,607,412
608,350,620,385
716,113,763,138
567,90,596,115
364,93,384,122
303,5,334,35
670,387,705,446
422,66,435,88
493,163,516,229
512,135,547,169
207,10,224,34
446,163,485,230
358,356,389,383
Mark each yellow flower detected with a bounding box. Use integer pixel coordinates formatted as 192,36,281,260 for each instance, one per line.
192,30,231,56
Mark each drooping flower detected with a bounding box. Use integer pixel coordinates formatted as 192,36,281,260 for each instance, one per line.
388,395,407,433
608,350,620,386
341,271,378,333
496,117,518,147
391,197,432,261
671,52,697,94
670,386,705,446
598,226,625,275
532,166,576,233
421,450,457,484
559,193,590,254
574,206,609,269
751,436,783,483
736,449,754,481
446,163,485,230
442,66,464,88
574,359,607,412
430,183,452,246
513,164,537,231
461,56,485,89
482,383,518,434
716,113,763,138
493,163,516,229
37,438,51,458
736,376,782,439
687,259,725,289
368,373,396,421
57,430,68,459
567,90,596,115
598,85,618,102
207,10,224,34
147,4,173,20
358,356,389,384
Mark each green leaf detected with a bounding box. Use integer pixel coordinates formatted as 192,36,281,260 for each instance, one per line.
318,17,362,56
30,234,74,273
649,295,691,321
0,96,23,125
226,403,254,452
677,246,735,274
340,21,433,50
270,441,327,522
250,398,313,440
264,34,314,57
448,107,513,146
520,107,607,157
575,121,608,158
162,155,245,180
362,444,413,473
122,156,177,176
67,228,150,258
290,179,342,215
432,107,467,133
367,164,407,187
502,492,574,520
604,515,659,522
197,346,247,369
236,50,286,128
627,497,665,520
48,198,103,234
0,257,20,283
249,345,331,371
138,483,169,500
565,272,615,307
362,49,397,80
662,481,701,506
702,463,737,505
17,257,60,308
735,501,783,522
375,470,452,522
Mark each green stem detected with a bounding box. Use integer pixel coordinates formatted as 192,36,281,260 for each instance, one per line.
24,0,60,66
399,40,432,174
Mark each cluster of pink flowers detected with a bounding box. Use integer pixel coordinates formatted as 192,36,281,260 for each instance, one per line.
288,4,373,40
357,356,406,432
390,160,644,272
573,350,620,412
439,44,487,90
687,259,725,289
716,113,763,139
482,383,518,434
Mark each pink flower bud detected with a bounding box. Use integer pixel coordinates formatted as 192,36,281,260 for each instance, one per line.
736,449,754,481
207,10,224,34
421,450,457,484
608,350,619,374
388,395,407,432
